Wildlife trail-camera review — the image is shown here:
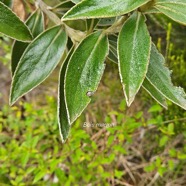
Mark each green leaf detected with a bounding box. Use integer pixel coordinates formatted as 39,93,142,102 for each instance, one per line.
0,0,12,7
146,44,186,110
143,78,167,109
63,0,150,20
0,2,32,41
33,170,46,183
71,0,81,4
155,0,186,25
11,9,44,75
24,10,44,38
65,19,87,31
65,31,109,123
118,12,151,106
10,25,67,105
108,35,118,63
98,18,116,26
52,1,75,15
58,47,74,142
54,1,75,10
148,104,163,113
86,19,99,31
143,7,160,14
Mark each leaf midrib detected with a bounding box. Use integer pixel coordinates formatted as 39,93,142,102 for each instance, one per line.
71,33,103,107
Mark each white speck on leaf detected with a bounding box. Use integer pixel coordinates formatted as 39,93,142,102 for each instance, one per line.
86,91,94,97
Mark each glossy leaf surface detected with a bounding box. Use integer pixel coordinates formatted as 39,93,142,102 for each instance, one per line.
146,44,186,110
11,9,44,75
0,2,32,41
155,0,186,25
118,12,151,106
63,0,150,20
65,31,109,123
58,48,74,142
10,26,67,104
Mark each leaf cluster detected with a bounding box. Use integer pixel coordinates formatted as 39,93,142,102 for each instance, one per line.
0,0,186,141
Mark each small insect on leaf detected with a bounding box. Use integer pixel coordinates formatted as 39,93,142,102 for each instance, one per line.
86,91,95,97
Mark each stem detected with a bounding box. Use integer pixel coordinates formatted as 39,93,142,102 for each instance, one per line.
87,19,95,35
36,0,61,25
165,23,172,63
64,24,86,43
104,16,128,34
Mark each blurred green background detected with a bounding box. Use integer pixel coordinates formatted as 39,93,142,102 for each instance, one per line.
0,0,186,185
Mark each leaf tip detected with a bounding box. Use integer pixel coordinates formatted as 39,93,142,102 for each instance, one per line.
58,127,70,144
123,89,136,107
126,97,135,107
9,96,15,106
9,87,19,106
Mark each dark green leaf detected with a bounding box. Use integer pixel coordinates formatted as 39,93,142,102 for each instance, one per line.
86,19,99,31
58,47,74,142
98,18,116,26
11,9,44,75
118,12,151,106
146,44,186,110
25,10,44,38
65,19,87,31
65,31,109,123
63,0,150,20
10,26,67,104
54,1,75,10
155,0,186,25
0,0,12,7
0,2,32,41
52,1,75,15
143,78,167,109
108,35,118,63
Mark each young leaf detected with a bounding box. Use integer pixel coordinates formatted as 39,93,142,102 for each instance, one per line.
11,9,44,75
118,12,151,106
0,2,32,41
65,31,109,123
146,44,186,110
143,78,167,109
63,0,150,20
155,0,186,25
10,25,67,105
58,47,74,142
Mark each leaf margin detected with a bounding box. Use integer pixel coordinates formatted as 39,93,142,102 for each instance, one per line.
10,25,67,105
0,1,33,42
